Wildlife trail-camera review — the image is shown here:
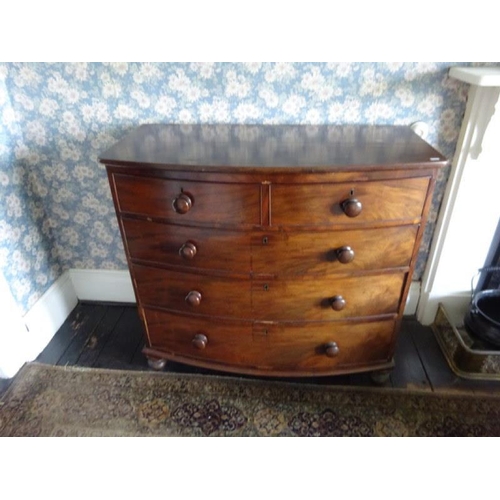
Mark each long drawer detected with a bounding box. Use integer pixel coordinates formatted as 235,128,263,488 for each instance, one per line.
133,265,404,321
123,219,417,275
144,308,395,373
113,174,261,226
271,177,430,226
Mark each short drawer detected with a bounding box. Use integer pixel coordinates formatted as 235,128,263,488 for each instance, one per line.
270,177,430,226
252,272,405,321
122,218,251,272
252,225,418,275
133,265,252,319
144,308,395,374
113,174,260,226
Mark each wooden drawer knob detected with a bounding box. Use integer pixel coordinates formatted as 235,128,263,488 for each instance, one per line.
172,192,193,214
179,241,197,260
192,333,208,350
325,342,340,357
341,198,362,217
336,245,355,264
329,295,346,311
185,290,202,307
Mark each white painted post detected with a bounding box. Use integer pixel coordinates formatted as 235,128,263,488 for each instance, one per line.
418,67,500,326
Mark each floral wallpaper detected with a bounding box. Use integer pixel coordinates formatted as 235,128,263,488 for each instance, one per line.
0,62,494,313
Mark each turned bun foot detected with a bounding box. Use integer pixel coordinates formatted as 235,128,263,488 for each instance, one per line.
147,357,167,371
370,369,392,385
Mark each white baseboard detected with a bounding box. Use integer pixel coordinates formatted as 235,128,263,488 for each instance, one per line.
404,281,421,316
417,291,471,326
0,270,78,379
69,269,135,303
23,270,79,342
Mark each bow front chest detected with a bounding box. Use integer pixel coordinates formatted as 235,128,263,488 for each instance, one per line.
100,124,446,377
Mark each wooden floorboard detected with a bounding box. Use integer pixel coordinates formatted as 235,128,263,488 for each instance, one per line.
36,304,105,365
57,305,110,366
407,318,468,393
349,371,384,387
130,340,149,370
93,307,144,370
391,321,432,391
130,341,148,370
76,306,125,367
8,302,499,394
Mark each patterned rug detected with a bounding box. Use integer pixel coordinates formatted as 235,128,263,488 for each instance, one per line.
1,362,500,436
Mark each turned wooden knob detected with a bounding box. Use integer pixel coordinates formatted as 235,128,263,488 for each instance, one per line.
185,290,202,307
179,241,197,260
172,192,193,214
329,295,346,311
325,342,340,357
341,198,362,217
192,333,208,350
336,245,355,264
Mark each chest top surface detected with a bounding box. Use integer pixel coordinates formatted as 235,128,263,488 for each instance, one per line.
99,124,446,172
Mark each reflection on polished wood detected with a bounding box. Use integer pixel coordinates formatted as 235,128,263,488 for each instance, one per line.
100,124,446,171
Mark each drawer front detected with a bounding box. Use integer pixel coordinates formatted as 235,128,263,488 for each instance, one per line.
133,265,252,319
134,266,404,322
113,174,261,225
122,218,251,272
252,225,418,275
252,272,405,321
271,177,430,226
144,308,395,373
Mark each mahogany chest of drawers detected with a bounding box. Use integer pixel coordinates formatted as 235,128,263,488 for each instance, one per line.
100,124,446,378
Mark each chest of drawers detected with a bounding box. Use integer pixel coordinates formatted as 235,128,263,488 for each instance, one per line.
100,124,446,378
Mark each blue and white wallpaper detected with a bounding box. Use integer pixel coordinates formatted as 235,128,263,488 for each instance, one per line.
0,62,494,313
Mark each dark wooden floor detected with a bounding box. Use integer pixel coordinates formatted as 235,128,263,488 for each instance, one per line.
1,302,499,397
